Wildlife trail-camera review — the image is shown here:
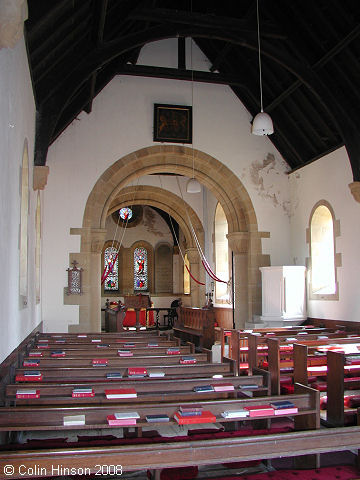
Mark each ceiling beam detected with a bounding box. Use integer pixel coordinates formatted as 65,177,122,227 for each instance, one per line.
115,63,247,88
26,0,73,43
129,8,286,40
84,0,109,114
266,16,360,112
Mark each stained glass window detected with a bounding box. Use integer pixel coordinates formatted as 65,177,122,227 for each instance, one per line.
119,207,133,221
104,247,119,291
134,247,148,290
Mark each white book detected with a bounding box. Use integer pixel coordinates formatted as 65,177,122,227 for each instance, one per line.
148,371,165,377
114,411,140,420
91,339,101,342
16,389,37,395
106,392,137,399
221,410,249,418
63,414,86,426
72,388,93,393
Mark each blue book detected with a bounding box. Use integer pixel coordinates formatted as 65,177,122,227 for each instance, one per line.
106,372,123,379
270,400,295,409
193,385,214,392
146,414,170,423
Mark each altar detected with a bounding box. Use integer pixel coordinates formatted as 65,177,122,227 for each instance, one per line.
104,294,154,331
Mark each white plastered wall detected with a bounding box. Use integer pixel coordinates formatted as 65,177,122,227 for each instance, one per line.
43,39,291,332
0,37,39,361
289,147,360,322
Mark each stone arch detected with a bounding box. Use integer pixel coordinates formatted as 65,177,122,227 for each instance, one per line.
70,145,269,332
107,185,204,250
83,145,257,234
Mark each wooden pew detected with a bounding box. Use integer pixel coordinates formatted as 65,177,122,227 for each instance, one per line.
173,306,216,349
2,424,360,480
0,383,318,433
18,352,209,368
13,360,237,382
6,370,270,406
293,346,360,427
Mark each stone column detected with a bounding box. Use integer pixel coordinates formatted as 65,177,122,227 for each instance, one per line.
68,228,107,332
185,247,202,307
227,232,249,329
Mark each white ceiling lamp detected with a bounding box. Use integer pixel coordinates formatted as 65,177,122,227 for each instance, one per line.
186,29,201,194
251,0,274,136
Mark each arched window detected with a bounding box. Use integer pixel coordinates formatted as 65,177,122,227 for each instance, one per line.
214,203,229,303
183,253,190,295
104,245,119,292
308,202,340,300
134,247,148,291
19,140,29,306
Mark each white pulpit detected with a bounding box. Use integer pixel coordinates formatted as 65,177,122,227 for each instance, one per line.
259,266,307,327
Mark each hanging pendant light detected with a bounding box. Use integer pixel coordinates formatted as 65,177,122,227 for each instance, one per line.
186,177,201,193
251,0,273,136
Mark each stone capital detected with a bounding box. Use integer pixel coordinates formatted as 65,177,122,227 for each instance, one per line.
0,0,28,49
226,231,249,254
185,247,200,264
33,165,49,191
349,182,360,203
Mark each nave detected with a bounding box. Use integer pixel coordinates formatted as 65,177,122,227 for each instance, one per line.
1,317,360,480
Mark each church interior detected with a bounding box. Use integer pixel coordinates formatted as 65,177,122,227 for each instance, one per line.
1,1,360,479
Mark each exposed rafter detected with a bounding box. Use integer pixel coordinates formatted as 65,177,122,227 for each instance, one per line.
25,1,360,182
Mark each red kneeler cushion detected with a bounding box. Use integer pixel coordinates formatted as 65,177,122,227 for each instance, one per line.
281,384,294,394
279,376,292,385
347,394,360,408
312,382,327,392
214,465,360,480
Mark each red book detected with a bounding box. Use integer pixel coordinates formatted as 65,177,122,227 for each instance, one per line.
128,367,147,376
174,410,216,425
15,374,43,382
105,388,137,399
92,359,108,366
244,405,274,417
16,389,40,399
107,415,137,426
23,360,40,367
179,359,197,364
37,345,49,349
166,349,181,355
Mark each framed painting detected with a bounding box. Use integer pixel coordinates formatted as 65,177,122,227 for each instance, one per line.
153,104,192,143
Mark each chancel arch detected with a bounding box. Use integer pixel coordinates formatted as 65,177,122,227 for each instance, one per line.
107,185,205,307
70,145,269,332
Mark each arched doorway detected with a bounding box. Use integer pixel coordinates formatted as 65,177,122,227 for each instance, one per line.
69,145,270,332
